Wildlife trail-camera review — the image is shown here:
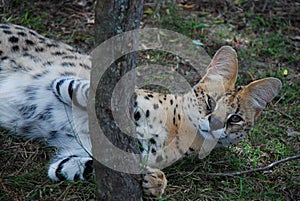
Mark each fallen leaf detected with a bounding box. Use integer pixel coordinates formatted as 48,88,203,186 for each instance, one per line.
183,4,195,9
144,9,153,15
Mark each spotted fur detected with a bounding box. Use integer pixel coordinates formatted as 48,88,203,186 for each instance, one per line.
0,24,282,198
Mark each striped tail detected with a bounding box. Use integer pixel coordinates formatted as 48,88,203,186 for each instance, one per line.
52,77,89,110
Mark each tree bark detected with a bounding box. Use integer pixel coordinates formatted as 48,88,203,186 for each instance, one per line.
90,0,143,200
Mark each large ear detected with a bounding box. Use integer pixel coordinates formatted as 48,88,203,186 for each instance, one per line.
241,77,282,116
200,46,238,91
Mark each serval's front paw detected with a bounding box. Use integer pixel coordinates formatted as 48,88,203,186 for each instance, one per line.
142,168,167,200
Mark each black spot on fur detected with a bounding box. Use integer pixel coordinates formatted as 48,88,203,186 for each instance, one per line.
38,37,46,43
173,117,176,125
0,50,2,57
79,63,90,69
1,56,8,60
11,45,19,52
60,72,76,77
18,104,37,118
24,86,39,100
67,47,82,53
146,110,150,118
62,55,77,59
150,138,156,144
178,114,181,120
14,26,25,30
134,111,141,121
189,147,195,152
49,131,57,137
151,148,157,154
38,107,53,121
29,30,38,36
83,160,93,180
35,47,44,52
170,99,173,105
66,133,75,138
9,59,17,64
159,99,163,104
52,51,66,56
178,149,184,155
25,39,35,46
17,32,27,36
148,94,153,98
153,104,159,110
43,61,54,66
74,173,80,181
23,52,34,59
0,25,10,29
13,64,29,72
153,117,157,122
3,30,12,34
9,36,19,43
32,70,49,79
194,89,199,97
144,96,149,100
62,62,75,67
156,155,163,163
47,43,59,48
55,158,71,181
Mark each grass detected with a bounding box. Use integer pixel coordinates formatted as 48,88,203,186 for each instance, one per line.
0,133,96,200
1,0,299,200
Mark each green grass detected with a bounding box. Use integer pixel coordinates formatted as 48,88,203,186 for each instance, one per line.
1,1,299,200
144,2,300,200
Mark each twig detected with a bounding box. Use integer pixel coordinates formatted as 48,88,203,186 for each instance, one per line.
205,154,300,177
271,108,294,121
262,0,269,12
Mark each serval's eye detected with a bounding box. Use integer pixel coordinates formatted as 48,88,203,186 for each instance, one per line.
206,95,215,112
228,115,243,125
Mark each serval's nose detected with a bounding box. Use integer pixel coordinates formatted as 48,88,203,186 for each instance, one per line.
208,115,224,131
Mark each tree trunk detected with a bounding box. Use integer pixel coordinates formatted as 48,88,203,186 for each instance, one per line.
89,0,143,200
